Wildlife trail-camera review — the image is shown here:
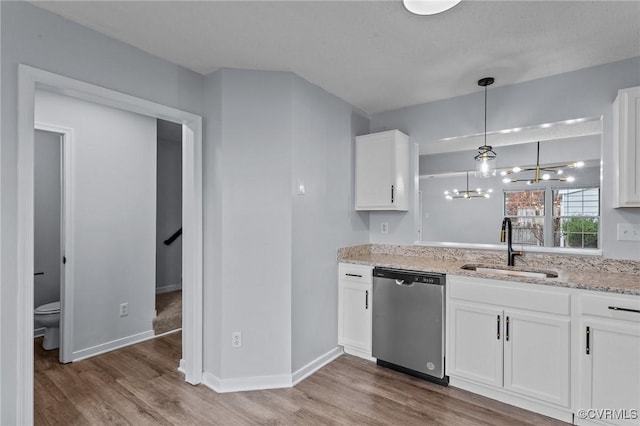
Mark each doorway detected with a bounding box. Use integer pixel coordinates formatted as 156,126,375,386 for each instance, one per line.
32,124,73,364
17,65,203,425
154,119,183,336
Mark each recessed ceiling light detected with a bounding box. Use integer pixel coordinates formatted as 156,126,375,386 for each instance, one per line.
402,0,462,16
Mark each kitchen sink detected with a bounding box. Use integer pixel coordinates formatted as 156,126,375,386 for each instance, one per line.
460,264,559,279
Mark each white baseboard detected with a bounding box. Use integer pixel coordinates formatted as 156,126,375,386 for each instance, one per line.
343,345,376,362
201,347,343,394
34,327,46,338
292,346,343,385
202,371,293,394
71,330,155,362
156,284,182,294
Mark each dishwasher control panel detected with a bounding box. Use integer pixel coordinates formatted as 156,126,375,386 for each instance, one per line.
373,267,445,286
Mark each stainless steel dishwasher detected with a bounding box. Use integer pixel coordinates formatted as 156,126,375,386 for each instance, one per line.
372,267,448,385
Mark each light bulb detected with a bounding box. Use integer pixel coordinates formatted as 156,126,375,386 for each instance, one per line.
512,166,522,173
500,170,507,176
557,169,563,175
484,194,490,198
567,176,576,183
402,0,462,16
446,195,453,200
542,173,550,180
444,190,449,195
502,177,511,184
488,189,493,193
575,161,584,168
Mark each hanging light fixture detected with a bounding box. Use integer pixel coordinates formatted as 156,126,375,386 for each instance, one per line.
402,0,462,15
501,141,584,185
475,77,497,178
444,171,493,200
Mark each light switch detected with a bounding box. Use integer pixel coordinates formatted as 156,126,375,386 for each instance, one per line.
296,180,306,196
617,223,640,241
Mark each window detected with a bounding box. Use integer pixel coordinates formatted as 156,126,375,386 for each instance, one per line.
553,187,600,249
504,187,600,250
504,190,545,246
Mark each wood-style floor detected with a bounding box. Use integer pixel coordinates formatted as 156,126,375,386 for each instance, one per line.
35,332,568,425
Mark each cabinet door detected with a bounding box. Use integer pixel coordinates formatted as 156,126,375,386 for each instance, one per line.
614,86,640,207
580,319,640,425
355,133,395,210
448,301,503,387
338,281,372,353
503,310,570,407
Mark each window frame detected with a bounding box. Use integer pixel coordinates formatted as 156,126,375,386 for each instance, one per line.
552,186,601,249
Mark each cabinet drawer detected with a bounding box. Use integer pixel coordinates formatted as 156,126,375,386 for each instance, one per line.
339,263,373,284
581,293,640,322
448,275,570,315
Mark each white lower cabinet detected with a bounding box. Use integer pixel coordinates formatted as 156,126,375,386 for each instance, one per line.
447,275,572,422
502,309,570,407
338,263,373,359
578,293,640,425
449,301,503,387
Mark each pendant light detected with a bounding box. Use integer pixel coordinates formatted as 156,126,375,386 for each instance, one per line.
475,77,497,178
444,171,493,200
501,141,583,185
402,0,462,15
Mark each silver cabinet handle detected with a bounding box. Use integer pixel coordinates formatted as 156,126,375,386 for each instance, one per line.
391,185,394,203
345,273,362,278
497,315,501,340
365,290,369,310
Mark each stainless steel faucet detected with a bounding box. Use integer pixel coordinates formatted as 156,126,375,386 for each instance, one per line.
500,217,522,266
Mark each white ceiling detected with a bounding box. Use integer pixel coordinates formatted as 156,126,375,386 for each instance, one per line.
31,0,640,114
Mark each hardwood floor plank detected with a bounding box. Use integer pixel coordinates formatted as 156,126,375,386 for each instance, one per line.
35,333,569,425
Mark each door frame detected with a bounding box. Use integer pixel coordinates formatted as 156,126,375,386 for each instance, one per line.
33,122,75,364
17,65,204,425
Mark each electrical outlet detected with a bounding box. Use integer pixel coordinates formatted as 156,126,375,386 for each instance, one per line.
119,303,129,317
617,223,640,241
381,222,389,234
232,331,242,348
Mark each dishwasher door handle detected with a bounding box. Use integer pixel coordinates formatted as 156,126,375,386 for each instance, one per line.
395,279,415,287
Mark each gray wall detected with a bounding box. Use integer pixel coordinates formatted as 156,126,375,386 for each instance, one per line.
205,69,294,380
1,3,203,421
34,130,61,312
202,69,370,382
35,90,157,355
291,75,370,372
156,120,182,291
370,57,640,260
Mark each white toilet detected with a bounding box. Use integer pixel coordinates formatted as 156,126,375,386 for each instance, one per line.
34,301,61,350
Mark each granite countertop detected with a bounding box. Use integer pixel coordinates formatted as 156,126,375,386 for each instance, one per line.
338,245,640,296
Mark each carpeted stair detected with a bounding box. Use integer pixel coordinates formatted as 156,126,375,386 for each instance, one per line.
153,290,182,335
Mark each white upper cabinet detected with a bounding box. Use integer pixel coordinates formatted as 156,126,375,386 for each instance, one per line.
613,86,640,207
355,130,409,211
